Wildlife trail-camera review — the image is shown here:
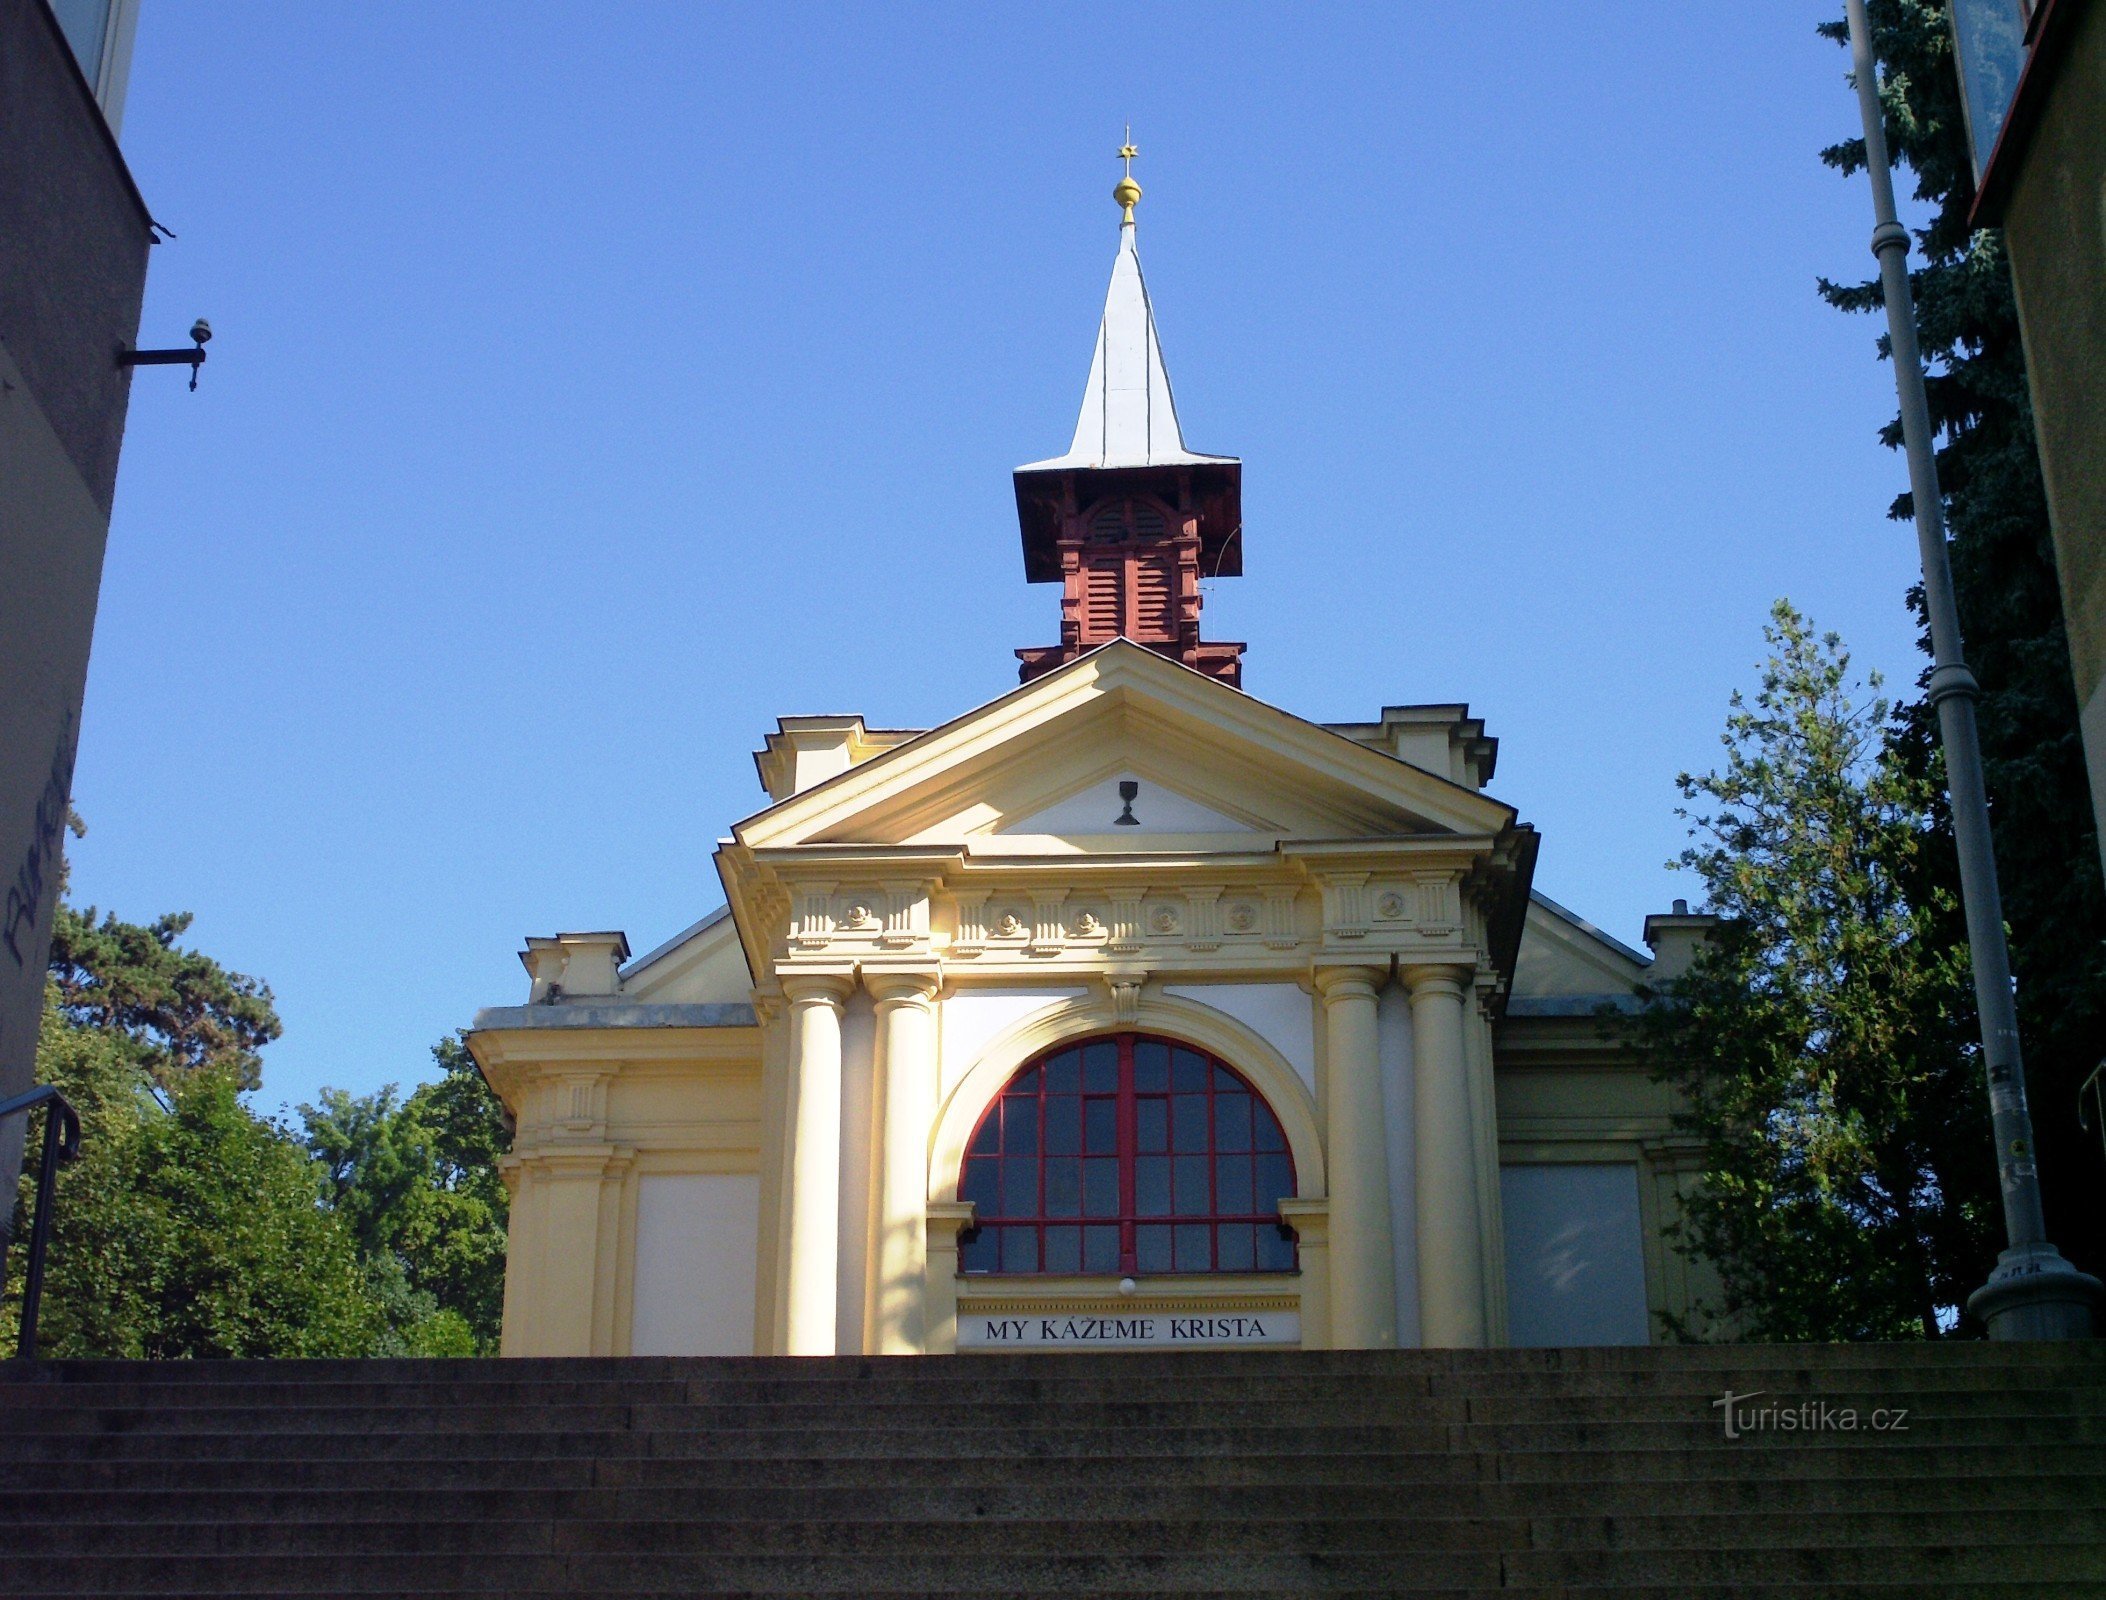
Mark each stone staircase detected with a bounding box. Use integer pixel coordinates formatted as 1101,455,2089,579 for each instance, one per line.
0,1343,2100,1597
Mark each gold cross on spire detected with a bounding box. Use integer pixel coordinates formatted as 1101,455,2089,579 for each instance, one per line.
1114,126,1142,221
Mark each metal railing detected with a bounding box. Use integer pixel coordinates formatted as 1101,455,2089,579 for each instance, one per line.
2082,1061,2106,1167
0,1085,81,1359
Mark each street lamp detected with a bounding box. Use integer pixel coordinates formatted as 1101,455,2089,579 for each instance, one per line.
1838,0,2099,1340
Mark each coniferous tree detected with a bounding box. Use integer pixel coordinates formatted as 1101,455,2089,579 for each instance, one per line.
1641,603,1999,1340
1817,2,2106,1281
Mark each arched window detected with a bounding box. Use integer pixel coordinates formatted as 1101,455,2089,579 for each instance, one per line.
958,1034,1298,1276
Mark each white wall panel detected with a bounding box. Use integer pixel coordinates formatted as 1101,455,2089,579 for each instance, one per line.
631,1173,760,1356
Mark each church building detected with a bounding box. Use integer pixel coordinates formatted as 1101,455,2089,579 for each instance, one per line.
469,164,1715,1358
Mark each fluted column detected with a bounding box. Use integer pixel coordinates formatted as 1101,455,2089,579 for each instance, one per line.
867,970,940,1355
1406,963,1487,1347
781,973,852,1355
1314,964,1396,1348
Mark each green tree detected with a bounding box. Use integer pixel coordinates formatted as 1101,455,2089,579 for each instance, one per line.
1818,3,2106,1281
299,1035,511,1354
48,902,279,1092
1640,602,2000,1341
7,1007,384,1359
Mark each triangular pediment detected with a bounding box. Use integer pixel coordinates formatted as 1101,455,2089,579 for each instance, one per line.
731,641,1515,854
994,772,1260,837
1510,892,1652,1000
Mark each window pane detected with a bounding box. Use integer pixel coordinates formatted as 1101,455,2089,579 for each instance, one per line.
1171,1094,1208,1152
1000,1226,1038,1273
1172,1049,1209,1092
1083,1225,1120,1273
1044,1157,1081,1217
962,1157,999,1216
1085,1098,1118,1154
1044,1050,1081,1095
1083,1158,1119,1217
1043,1225,1081,1274
1135,1224,1172,1273
959,1036,1297,1279
1257,1224,1296,1272
1174,1223,1212,1271
1256,1153,1293,1212
1082,1041,1119,1093
1135,1098,1168,1153
1003,1161,1038,1215
1043,1094,1081,1156
1173,1154,1211,1215
1132,1040,1170,1092
1135,1154,1171,1215
1001,1098,1039,1155
1255,1104,1287,1152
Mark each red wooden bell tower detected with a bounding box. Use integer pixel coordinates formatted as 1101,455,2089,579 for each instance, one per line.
1013,155,1245,687
1013,468,1244,686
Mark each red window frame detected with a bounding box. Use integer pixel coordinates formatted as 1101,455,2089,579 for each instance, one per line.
957,1032,1298,1276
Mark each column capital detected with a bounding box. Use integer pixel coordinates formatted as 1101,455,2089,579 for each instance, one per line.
925,1199,976,1243
781,971,855,1008
864,968,941,1008
1311,962,1385,1001
1277,1195,1330,1241
1400,961,1474,1000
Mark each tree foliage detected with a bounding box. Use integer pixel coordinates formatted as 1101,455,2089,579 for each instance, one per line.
299,1035,511,1354
1817,2,2106,1281
1640,603,1999,1340
7,993,383,1358
47,903,279,1092
8,862,510,1357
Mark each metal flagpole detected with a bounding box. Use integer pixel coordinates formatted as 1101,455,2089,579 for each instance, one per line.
1841,0,2098,1339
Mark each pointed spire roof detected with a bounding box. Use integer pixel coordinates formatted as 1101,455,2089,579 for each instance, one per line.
1016,172,1236,475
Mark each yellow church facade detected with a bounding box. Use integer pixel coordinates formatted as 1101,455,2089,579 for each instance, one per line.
470,177,1714,1358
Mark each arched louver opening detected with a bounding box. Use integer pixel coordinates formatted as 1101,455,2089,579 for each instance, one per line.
959,1034,1298,1276
1088,498,1169,543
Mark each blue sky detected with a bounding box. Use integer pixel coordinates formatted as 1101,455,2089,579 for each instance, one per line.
80,3,1926,1113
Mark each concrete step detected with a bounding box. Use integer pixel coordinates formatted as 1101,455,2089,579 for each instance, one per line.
4,1381,2089,1431
1,1347,2100,1596
37,1507,2102,1559
4,1470,2099,1523
4,1440,2098,1491
5,1355,2099,1409
6,1386,2097,1436
6,1542,2103,1594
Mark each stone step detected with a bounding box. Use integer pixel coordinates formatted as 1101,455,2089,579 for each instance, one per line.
4,1469,2099,1523
6,1356,2099,1409
2,1415,2096,1466
12,1506,2098,1557
4,1541,2100,1595
0,1590,2085,1600
4,1439,2097,1491
5,1385,2095,1435
7,1343,2099,1387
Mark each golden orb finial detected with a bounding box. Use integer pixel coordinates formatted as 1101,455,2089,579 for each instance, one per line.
1114,129,1141,221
